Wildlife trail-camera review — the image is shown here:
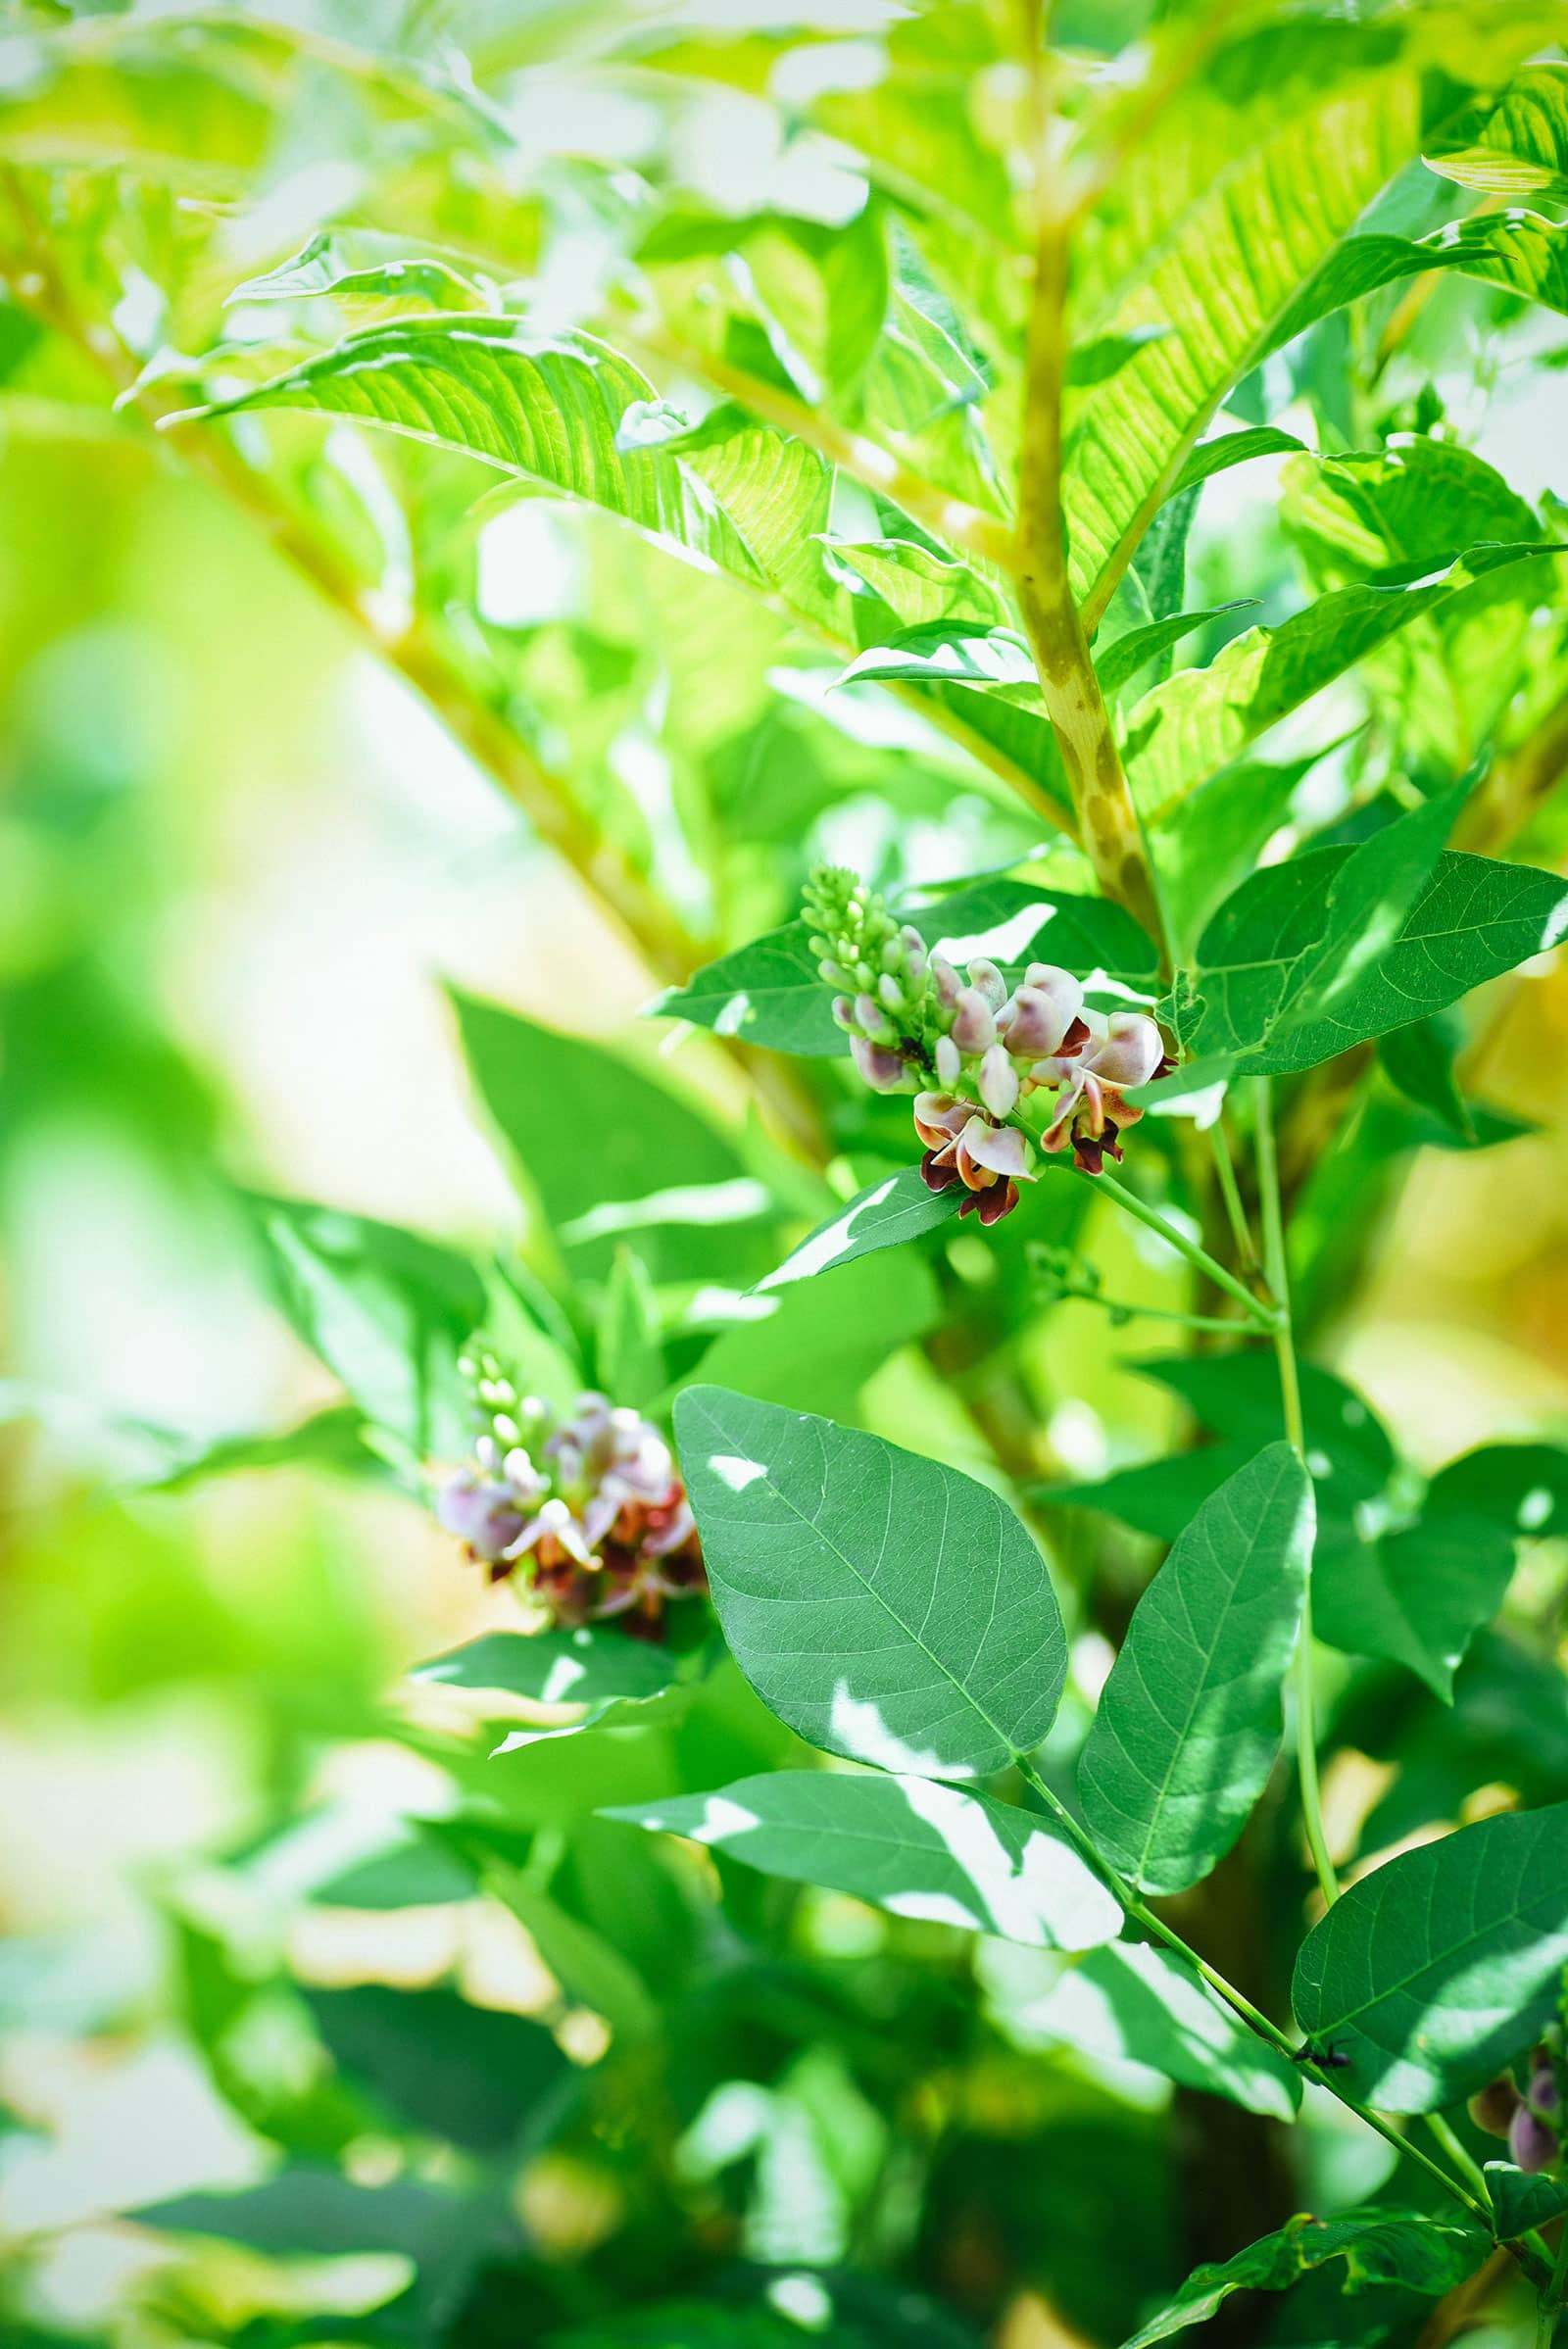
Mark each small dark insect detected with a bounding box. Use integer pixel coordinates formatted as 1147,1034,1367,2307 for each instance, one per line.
1290,2041,1352,2070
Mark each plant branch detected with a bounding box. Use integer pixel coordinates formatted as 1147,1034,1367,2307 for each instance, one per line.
1254,1075,1340,1911
1088,1167,1279,1329
1014,209,1164,940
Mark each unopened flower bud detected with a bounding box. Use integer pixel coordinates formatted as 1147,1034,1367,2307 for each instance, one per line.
831,995,856,1032
978,1042,1019,1118
855,991,891,1040
900,925,926,982
934,1034,961,1087
966,957,1006,1010
851,1035,907,1092
1509,2101,1559,2174
1527,2066,1560,2121
951,988,997,1053
877,972,905,1013
819,957,850,990
1469,2078,1521,2139
929,952,961,1009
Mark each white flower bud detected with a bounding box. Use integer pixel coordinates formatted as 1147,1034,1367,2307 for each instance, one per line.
951,988,997,1054
978,1043,1020,1118
935,1034,961,1086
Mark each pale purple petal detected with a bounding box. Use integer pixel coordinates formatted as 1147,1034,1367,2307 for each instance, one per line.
851,1035,907,1092
978,1043,1020,1118
1085,1012,1165,1089
951,989,997,1053
957,1116,1031,1180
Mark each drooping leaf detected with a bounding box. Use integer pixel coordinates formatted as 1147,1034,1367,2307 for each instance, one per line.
607,1769,1122,1950
1123,546,1561,823
229,228,497,313
484,1864,660,2041
837,622,1038,691
1312,1512,1519,1701
412,1628,677,1712
244,1196,484,1461
1121,2207,1488,2347
1077,1444,1313,1895
756,1169,960,1294
823,535,1011,630
1025,1940,1302,2121
646,924,844,1056
673,1387,1067,1780
1378,1015,1475,1141
1165,425,1307,503
1292,1801,1568,2111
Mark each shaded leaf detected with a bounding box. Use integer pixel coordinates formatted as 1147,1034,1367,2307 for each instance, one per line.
1313,1512,1518,1701
302,1982,569,2153
1292,1801,1568,2111
673,1386,1067,1780
1077,1444,1313,1895
1485,2161,1568,2242
1121,2207,1488,2346
607,1768,1122,1950
1425,1442,1568,1540
596,1244,662,1409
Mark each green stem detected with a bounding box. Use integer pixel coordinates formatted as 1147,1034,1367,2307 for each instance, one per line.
1252,1076,1340,1911
1044,1286,1261,1337
1424,2113,1492,2208
1208,1117,1258,1272
1015,1760,1501,2237
1090,1167,1279,1330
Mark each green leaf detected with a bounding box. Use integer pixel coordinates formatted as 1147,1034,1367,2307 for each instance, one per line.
1121,2207,1488,2347
412,1628,676,1712
1042,1440,1257,1543
1094,603,1256,701
691,1245,941,1423
673,1386,1067,1780
245,1195,484,1461
1313,1512,1518,1701
484,1864,660,2041
1124,546,1562,823
838,622,1038,691
596,1245,662,1409
1283,441,1544,581
1379,1015,1475,1141
1062,4,1561,612
1065,325,1172,386
229,228,496,313
1485,2161,1568,2243
1166,425,1307,502
1077,1444,1313,1895
302,1982,569,2152
607,1768,1122,1950
129,2169,474,2259
1427,62,1568,202
1173,843,1568,1078
450,988,765,1285
1426,1442,1568,1539
172,323,849,638
823,535,1011,630
140,1404,384,1493
757,1168,960,1294
1026,1941,1302,2121
647,923,843,1055
1292,1801,1568,2111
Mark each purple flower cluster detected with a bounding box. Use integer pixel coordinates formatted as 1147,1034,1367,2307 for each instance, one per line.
434,1351,703,1636
1470,2037,1565,2175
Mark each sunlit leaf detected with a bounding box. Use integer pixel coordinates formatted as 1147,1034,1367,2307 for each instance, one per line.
608,1768,1123,1950
1025,1940,1302,2120
1292,1801,1568,2111
1078,1444,1313,1895
1095,602,1256,700
757,1169,960,1294
1426,61,1568,202
673,1387,1067,1780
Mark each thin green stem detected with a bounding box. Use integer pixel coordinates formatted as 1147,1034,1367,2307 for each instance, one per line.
1014,1759,1501,2239
1090,1167,1279,1330
1208,1117,1258,1272
1253,1076,1340,1911
1424,2114,1492,2208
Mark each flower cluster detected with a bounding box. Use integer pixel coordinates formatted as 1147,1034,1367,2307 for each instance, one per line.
434,1346,704,1636
804,866,1172,1219
1470,2035,1565,2176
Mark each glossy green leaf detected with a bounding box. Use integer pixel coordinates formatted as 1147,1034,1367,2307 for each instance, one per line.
229,229,496,313
1077,1444,1313,1895
756,1169,960,1294
1166,425,1307,502
1042,1441,1257,1543
412,1628,676,1711
1027,1941,1302,2120
1122,2207,1488,2346
1426,62,1568,201
837,623,1037,691
673,1386,1067,1780
824,535,1011,630
1292,1801,1568,2110
1124,546,1561,823
607,1768,1122,1950
245,1195,483,1461
596,1245,662,1409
